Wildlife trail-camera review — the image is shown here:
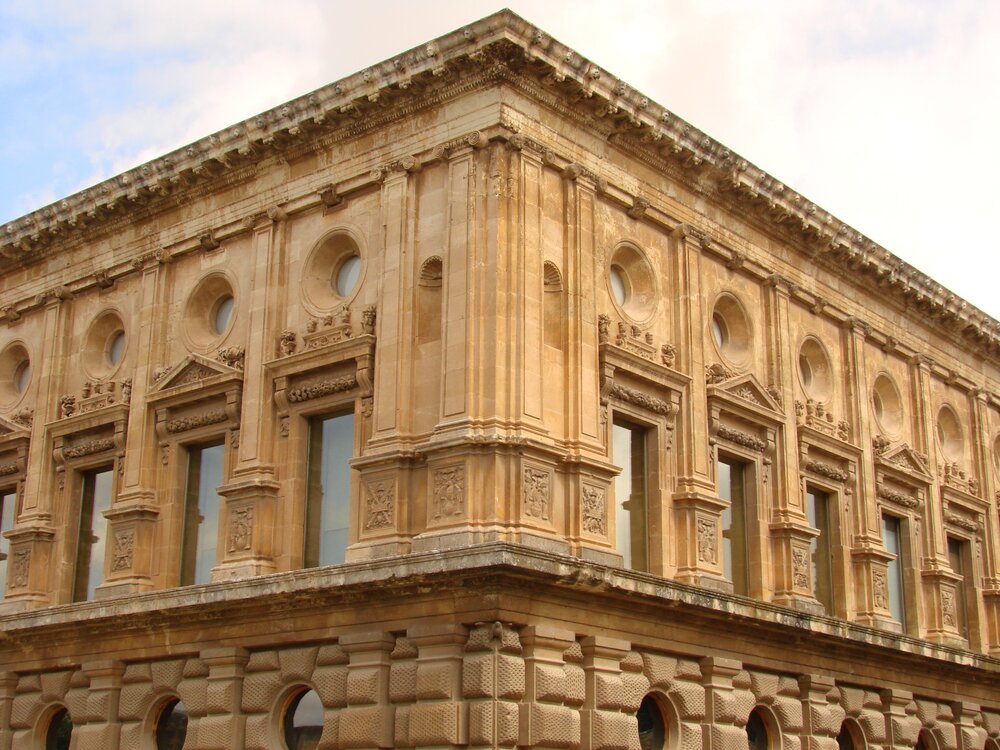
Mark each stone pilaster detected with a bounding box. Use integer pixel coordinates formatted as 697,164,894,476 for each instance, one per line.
700,656,744,750
75,660,124,750
197,647,249,750
340,631,395,749
800,674,841,750
882,689,920,750
519,625,581,749
972,389,1000,653
0,672,16,750
580,635,632,750
406,623,466,747
952,701,981,750
463,622,524,750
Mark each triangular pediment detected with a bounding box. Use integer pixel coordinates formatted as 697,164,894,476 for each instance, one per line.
717,373,783,413
151,353,242,393
0,415,29,437
878,442,931,478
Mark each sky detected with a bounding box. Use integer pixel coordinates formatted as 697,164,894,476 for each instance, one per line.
1,0,998,318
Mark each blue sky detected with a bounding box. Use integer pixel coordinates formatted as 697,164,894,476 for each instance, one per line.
2,0,998,318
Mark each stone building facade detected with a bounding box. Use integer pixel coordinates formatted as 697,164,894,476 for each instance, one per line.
0,10,998,750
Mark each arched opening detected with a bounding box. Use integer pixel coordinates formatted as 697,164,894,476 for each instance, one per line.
44,707,73,750
282,687,324,749
746,708,770,750
154,698,188,749
636,693,668,750
837,720,863,750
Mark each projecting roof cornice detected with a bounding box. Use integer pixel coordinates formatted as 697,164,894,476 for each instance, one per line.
3,10,997,357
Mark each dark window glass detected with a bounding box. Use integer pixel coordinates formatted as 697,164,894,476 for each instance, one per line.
155,699,188,750
612,421,648,571
882,514,905,627
45,708,73,750
637,694,667,750
746,709,769,750
719,458,749,595
283,689,324,749
837,723,858,750
181,443,224,585
305,413,354,567
0,489,15,598
73,468,114,601
948,536,969,639
806,488,834,610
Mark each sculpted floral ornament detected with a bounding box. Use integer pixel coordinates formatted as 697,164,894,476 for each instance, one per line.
112,531,135,572
228,506,254,552
365,481,394,530
433,466,465,519
696,518,716,564
582,486,606,535
522,467,550,520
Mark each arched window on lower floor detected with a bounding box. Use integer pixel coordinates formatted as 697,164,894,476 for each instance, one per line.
44,707,73,750
154,698,188,749
746,708,771,750
636,693,669,750
282,687,324,749
837,720,864,750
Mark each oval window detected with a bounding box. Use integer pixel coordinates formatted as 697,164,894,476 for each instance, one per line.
107,331,126,367
871,374,903,437
155,698,188,750
45,707,73,750
711,313,727,349
13,360,30,394
636,694,667,750
609,265,628,306
283,688,324,749
213,295,235,335
747,708,769,750
335,256,362,298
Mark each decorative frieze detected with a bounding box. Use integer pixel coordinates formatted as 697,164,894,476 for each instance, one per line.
876,485,919,509
716,426,767,453
792,548,809,589
285,374,358,404
112,531,135,572
873,571,888,610
581,486,606,535
10,549,29,588
432,466,465,520
165,409,228,434
228,507,254,552
606,382,671,416
364,481,394,530
804,459,849,483
522,467,550,521
696,518,716,564
62,438,117,459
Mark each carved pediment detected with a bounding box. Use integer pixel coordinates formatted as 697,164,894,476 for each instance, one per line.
150,353,243,394
0,415,30,438
875,440,932,480
717,373,783,413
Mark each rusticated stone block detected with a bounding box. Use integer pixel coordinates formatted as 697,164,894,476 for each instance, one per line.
197,714,240,750
678,721,701,750
206,680,238,714
64,687,90,724
246,650,279,673
462,654,494,698
394,705,410,747
122,662,152,684
710,723,747,750
642,653,679,690
241,671,284,713
279,645,319,682
587,709,634,750
594,672,624,710
468,701,520,746
672,680,705,719
39,671,73,702
520,702,581,747
150,659,185,688
312,664,348,707
346,667,381,705
773,696,803,731
178,676,209,716
119,683,154,721
339,705,392,748
317,644,350,666
535,662,569,702
496,653,525,699
408,701,463,745
564,663,585,706
71,723,119,750
729,687,756,724
620,669,649,713
390,661,418,703
415,662,453,700
244,714,271,750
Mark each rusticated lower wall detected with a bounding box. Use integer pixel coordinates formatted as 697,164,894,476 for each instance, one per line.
5,620,1000,750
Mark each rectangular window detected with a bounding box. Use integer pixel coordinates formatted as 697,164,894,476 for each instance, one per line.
0,489,15,598
305,412,354,567
947,536,969,639
806,488,834,610
73,468,113,601
612,420,648,572
882,514,906,627
181,443,224,586
719,457,748,595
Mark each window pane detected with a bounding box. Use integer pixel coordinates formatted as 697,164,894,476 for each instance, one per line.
74,468,113,601
283,689,324,749
882,515,905,626
182,443,224,585
0,490,15,598
807,489,833,610
719,458,748,595
155,699,188,750
45,707,73,750
612,421,647,572
948,537,969,638
306,413,354,567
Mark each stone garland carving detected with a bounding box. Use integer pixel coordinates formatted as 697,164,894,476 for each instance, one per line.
716,425,767,452
364,481,394,530
581,486,607,535
278,330,297,357
522,468,550,521
111,531,135,572
11,549,30,588
63,438,117,459
944,512,978,532
873,570,888,610
795,400,849,442
696,518,716,564
606,383,671,416
706,362,739,384
942,588,957,628
433,466,465,519
217,345,245,370
804,459,849,482
228,506,254,552
792,547,809,589
286,374,358,403
876,485,919,509
0,463,18,476
166,409,228,434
